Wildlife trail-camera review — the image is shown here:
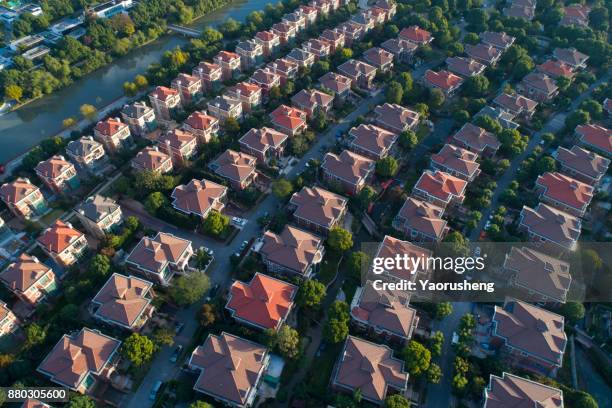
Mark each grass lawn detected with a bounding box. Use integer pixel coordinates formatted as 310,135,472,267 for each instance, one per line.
39,208,64,226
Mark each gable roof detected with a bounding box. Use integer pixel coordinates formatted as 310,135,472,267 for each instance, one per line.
91,273,153,328
260,225,323,274
398,25,432,43
95,117,127,136
126,232,191,274
0,177,40,204
66,136,104,158
171,178,227,217
211,149,257,183
322,149,374,186
348,124,398,157
414,170,467,203
289,186,347,229
520,204,581,248
576,124,612,156
0,253,52,293
431,144,480,178
227,273,297,330
537,60,574,79
535,172,593,211
554,145,610,180
270,104,307,131
35,155,74,179
424,69,464,91
75,194,119,223
37,220,83,254
396,196,447,239
485,372,564,408
452,123,500,152
132,146,171,172
184,111,218,130
239,127,288,153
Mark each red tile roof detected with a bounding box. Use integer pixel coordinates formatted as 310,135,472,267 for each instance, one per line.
395,197,447,239
150,86,178,102
0,177,39,204
414,170,467,203
37,220,83,254
322,149,374,186
0,254,52,293
91,273,153,328
239,127,288,153
171,178,227,218
185,111,218,130
95,117,127,136
554,145,610,181
215,50,240,62
576,124,612,156
270,104,307,131
132,146,171,172
35,155,74,179
399,25,432,44
537,60,574,79
452,123,501,153
211,149,257,183
520,203,581,248
260,225,323,275
431,144,480,179
424,69,464,91
535,172,593,211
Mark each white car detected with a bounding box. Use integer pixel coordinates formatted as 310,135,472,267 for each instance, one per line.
231,217,247,228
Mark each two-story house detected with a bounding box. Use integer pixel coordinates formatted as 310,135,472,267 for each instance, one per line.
37,220,88,267
74,195,123,238
148,86,182,121
0,254,57,306
239,127,288,165
131,146,173,174
183,111,219,144
35,155,79,194
209,149,258,190
0,178,48,220
93,117,132,153
171,178,228,219
66,136,107,174
120,101,157,137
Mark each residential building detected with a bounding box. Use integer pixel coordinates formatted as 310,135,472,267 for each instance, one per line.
0,178,48,220
149,86,182,121
37,328,121,393
331,336,409,405
0,301,19,337
0,254,57,306
319,29,345,53
519,203,581,250
126,232,194,285
479,31,515,50
207,95,243,122
319,72,352,98
398,25,433,45
272,22,296,45
37,220,87,267
66,136,107,173
250,68,282,96
310,0,331,16
266,58,298,85
537,59,574,80
322,149,375,195
121,102,157,137
291,89,334,118
86,0,133,18
476,105,519,130
373,235,432,280
188,333,269,407
347,124,398,160
302,39,331,60
517,72,559,102
484,373,564,408
452,123,501,156
158,129,198,166
553,47,588,70
535,172,593,217
35,155,79,194
493,93,538,118
504,247,571,304
258,225,324,278
235,39,264,69
75,195,123,238
283,11,307,32
553,145,610,186
380,38,418,63
225,82,262,113
209,149,257,190
214,51,241,81
286,48,315,69
374,103,420,134
431,144,481,181
491,300,567,376
504,4,535,20
351,10,375,32
374,0,397,19
362,47,394,72
576,124,612,158
413,170,467,208
90,273,154,331
171,73,203,105
254,30,280,57
226,273,297,331
288,186,347,235
298,4,318,24
465,43,502,65
337,59,377,89
445,56,486,78
93,117,132,153
183,111,219,144
423,69,464,95
239,127,288,165
270,104,307,136
351,282,419,343
171,178,227,219
192,61,222,91
131,146,173,174
561,4,590,27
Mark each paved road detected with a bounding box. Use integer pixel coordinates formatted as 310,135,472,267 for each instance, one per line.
468,73,611,241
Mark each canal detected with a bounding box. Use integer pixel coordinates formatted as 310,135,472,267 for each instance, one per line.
0,0,272,163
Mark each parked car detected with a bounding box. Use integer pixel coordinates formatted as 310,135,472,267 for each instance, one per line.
150,380,162,400
170,345,183,363
231,217,247,228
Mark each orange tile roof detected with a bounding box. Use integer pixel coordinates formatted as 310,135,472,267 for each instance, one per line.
520,204,581,248
0,254,52,293
399,25,432,43
396,196,447,239
348,124,398,157
431,144,480,178
92,273,153,328
554,145,610,181
452,122,501,152
255,30,278,42
127,232,191,273
0,177,39,204
322,149,374,186
260,225,323,275
576,124,612,155
289,186,347,229
37,220,83,254
211,149,257,183
239,127,287,153
424,69,463,91
132,146,171,172
215,50,240,62
193,61,221,75
150,86,179,102
227,273,297,330
95,117,127,136
537,60,574,78
185,111,218,130
159,128,197,150
171,178,227,217
414,170,467,203
35,155,74,179
270,104,307,131
535,172,593,211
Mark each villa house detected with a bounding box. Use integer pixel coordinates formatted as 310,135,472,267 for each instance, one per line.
192,61,222,91
553,145,610,186
553,47,588,70
362,47,394,72
225,82,262,113
431,144,481,181
270,104,307,136
171,178,228,219
239,127,288,165
259,225,324,278
484,373,563,408
66,136,107,174
337,59,377,89
380,38,418,63
347,124,398,160
445,57,486,78
286,48,315,69
517,72,559,102
291,89,334,118
302,38,331,60
493,93,538,119
254,30,280,57
93,117,132,153
126,232,194,285
393,196,448,241
373,235,432,281
214,51,241,81
158,129,198,166
479,31,515,51
226,273,297,331
90,273,154,331
235,39,264,70
423,69,464,95
534,172,593,217
183,111,219,144
207,95,243,122
74,195,123,238
188,333,269,407
272,22,297,45
561,4,590,27
452,123,501,157
37,328,121,394
322,149,375,195
149,86,182,121
120,101,157,137
519,203,581,250
266,59,298,85
413,170,468,208
465,43,502,66
35,155,79,194
0,301,19,337
576,124,612,158
131,146,173,174
37,220,88,267
0,254,57,306
398,25,433,45
537,59,575,80
250,68,282,97
0,178,48,220
171,73,202,106
319,29,345,53
288,186,347,235
209,149,258,190
319,72,352,99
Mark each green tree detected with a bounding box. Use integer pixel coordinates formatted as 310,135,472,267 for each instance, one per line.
428,331,444,357
144,191,167,214
328,227,353,252
152,328,175,346
427,363,443,384
198,304,216,327
452,374,468,391
122,333,155,366
375,157,399,178
384,394,410,408
399,130,418,150
5,84,23,101
68,394,96,408
463,75,489,97
202,27,223,43
79,104,98,121
24,323,46,348
428,88,445,109
463,32,479,45
189,402,214,408
386,81,404,104
169,272,211,306
134,74,148,90
402,340,431,376
357,185,377,210
474,115,502,134
561,301,585,324
435,302,453,320
274,325,300,358
297,279,326,308
62,117,77,128
565,109,590,131
579,99,603,120
203,210,229,236
347,251,370,280
571,392,598,408
223,117,241,137
272,178,293,199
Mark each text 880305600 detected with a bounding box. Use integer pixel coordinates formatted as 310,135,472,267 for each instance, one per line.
1,387,69,402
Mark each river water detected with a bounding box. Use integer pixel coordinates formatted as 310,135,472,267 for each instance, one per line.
0,0,272,163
